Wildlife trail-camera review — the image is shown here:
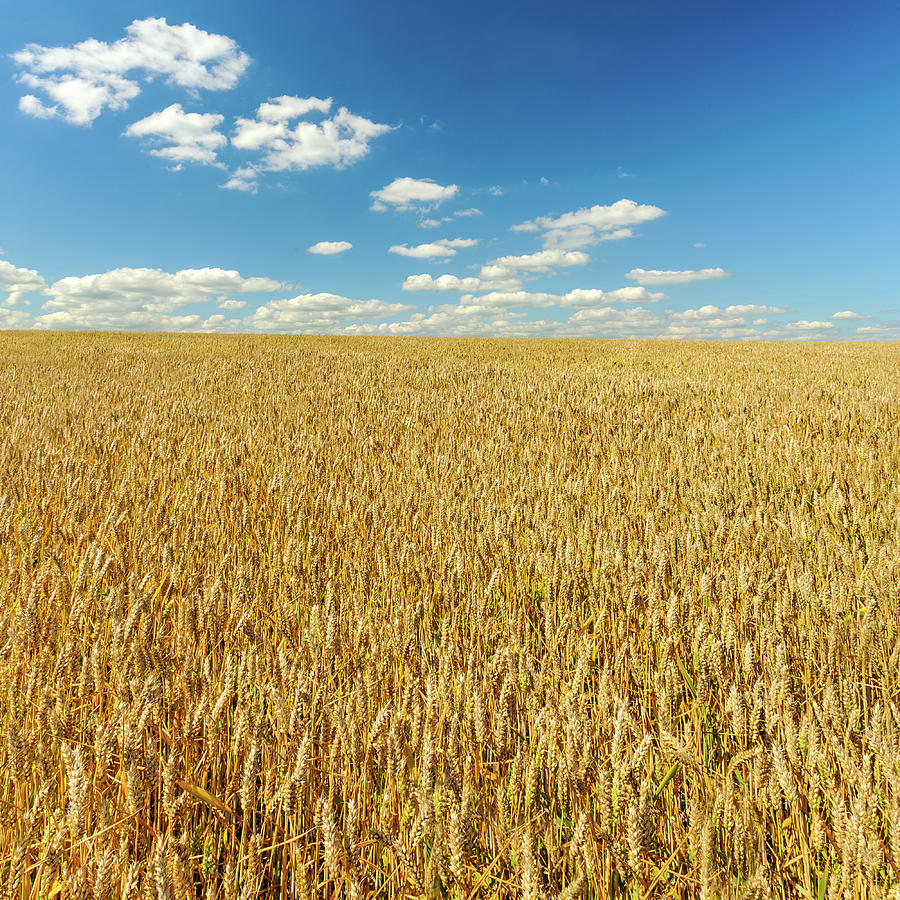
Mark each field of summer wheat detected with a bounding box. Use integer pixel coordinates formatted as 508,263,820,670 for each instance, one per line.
1,333,899,900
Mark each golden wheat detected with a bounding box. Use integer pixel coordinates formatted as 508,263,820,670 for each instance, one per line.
1,333,898,899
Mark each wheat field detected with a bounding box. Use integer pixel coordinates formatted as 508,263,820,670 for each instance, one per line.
1,333,899,899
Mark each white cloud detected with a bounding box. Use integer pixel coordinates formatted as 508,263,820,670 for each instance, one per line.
625,267,730,285
344,304,528,337
513,198,666,249
389,238,477,259
0,260,46,306
670,305,736,321
12,18,249,125
666,304,787,329
417,209,481,229
2,257,888,339
2,264,420,333
667,308,832,340
723,304,787,315
470,249,591,287
125,103,226,166
489,186,504,196
402,273,522,292
257,95,333,123
594,286,665,304
242,293,413,332
230,96,332,152
783,320,836,331
221,165,259,193
832,310,865,320
527,225,634,250
486,249,589,273
35,266,283,329
855,323,900,339
597,228,635,242
389,245,450,259
307,241,353,256
402,249,594,296
370,177,458,212
18,94,61,120
0,308,34,328
569,306,658,326
356,296,822,340
462,286,666,309
352,303,668,338
232,98,392,173
693,242,706,248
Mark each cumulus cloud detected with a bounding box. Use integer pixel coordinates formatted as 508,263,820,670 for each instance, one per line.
307,241,353,255
221,166,259,193
693,242,706,248
663,305,796,339
0,260,46,306
397,307,742,339
666,305,787,329
389,238,477,259
3,267,421,333
723,304,788,315
241,293,413,332
344,304,528,337
349,303,666,338
855,322,900,339
370,177,459,212
352,296,819,340
125,103,226,166
670,305,740,322
255,95,333,124
460,286,666,309
231,97,392,174
625,267,730,285
512,198,666,249
401,249,595,296
485,249,589,275
0,308,34,328
390,244,451,259
12,18,249,125
782,320,835,331
418,208,483,229
35,266,283,329
568,306,658,326
0,257,886,339
463,249,592,288
670,304,785,320
402,273,523,293
832,310,865,320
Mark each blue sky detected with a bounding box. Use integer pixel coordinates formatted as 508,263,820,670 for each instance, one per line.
1,0,898,338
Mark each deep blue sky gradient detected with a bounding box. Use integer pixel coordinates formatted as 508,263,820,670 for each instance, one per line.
1,0,898,336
